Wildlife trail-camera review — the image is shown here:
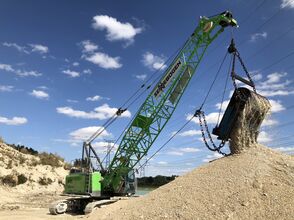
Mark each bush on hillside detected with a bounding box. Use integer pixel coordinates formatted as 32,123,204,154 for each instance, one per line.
38,152,64,167
1,174,18,187
38,177,53,185
17,174,28,185
7,144,38,156
6,160,13,169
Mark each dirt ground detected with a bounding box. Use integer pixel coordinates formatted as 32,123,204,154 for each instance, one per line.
0,188,83,220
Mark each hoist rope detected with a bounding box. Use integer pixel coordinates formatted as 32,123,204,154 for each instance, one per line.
199,51,228,110
216,55,233,126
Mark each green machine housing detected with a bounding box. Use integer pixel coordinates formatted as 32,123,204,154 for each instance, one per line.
64,171,102,197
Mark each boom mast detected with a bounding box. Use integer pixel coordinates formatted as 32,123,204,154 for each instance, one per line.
104,11,237,192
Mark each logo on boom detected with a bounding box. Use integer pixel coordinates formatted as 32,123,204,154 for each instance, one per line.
154,59,182,98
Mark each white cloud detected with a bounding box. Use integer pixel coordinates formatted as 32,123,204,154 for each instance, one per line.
91,141,118,153
0,63,42,77
256,72,294,97
258,90,294,96
0,63,14,72
29,44,49,54
83,69,92,74
0,85,14,92
188,112,222,125
268,99,285,113
202,152,223,163
0,116,28,125
135,74,147,81
3,42,49,55
180,147,200,153
81,40,98,53
261,117,278,127
177,129,201,137
142,52,166,70
67,99,78,103
167,151,184,156
37,86,48,90
30,90,49,100
257,131,272,143
167,147,200,156
84,52,122,69
86,95,102,101
274,147,294,153
281,0,294,8
261,118,279,127
80,40,121,69
72,62,79,66
92,15,143,45
252,72,263,81
69,126,111,141
2,42,29,54
215,100,230,112
250,32,267,42
16,70,42,77
157,161,168,165
264,72,287,84
56,103,131,120
62,69,80,78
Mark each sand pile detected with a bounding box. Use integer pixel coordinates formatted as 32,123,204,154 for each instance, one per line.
0,142,68,210
90,91,293,220
92,145,294,220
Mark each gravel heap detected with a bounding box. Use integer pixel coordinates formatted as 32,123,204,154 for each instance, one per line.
90,91,294,220
92,145,294,220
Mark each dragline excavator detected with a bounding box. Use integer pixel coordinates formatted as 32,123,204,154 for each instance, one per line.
49,11,238,215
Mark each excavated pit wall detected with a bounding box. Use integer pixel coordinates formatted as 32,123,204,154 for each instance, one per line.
229,91,271,154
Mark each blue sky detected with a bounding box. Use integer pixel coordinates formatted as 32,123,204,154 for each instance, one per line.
0,0,294,176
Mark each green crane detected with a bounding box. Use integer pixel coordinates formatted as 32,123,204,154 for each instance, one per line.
49,11,237,215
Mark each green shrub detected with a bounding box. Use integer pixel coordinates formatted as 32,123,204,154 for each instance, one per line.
31,158,39,166
7,144,38,156
17,174,27,185
2,174,18,187
6,160,13,169
39,152,63,167
38,177,53,185
18,155,26,164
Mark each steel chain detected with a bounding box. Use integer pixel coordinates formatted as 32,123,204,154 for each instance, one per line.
195,110,227,156
236,51,256,93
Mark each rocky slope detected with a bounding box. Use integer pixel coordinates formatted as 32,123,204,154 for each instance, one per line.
0,142,68,210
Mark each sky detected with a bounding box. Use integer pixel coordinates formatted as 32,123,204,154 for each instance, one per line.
0,0,294,176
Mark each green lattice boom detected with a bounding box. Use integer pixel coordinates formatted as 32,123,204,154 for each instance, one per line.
103,11,237,193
